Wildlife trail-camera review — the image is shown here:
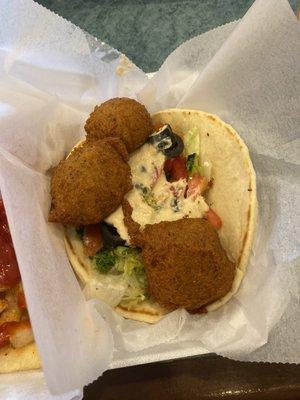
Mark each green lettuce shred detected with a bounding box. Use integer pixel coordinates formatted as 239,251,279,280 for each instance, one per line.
92,246,147,305
186,153,204,177
184,127,200,157
184,128,205,177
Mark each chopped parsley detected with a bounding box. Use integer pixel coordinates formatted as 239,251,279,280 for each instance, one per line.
170,197,180,212
93,249,117,273
134,183,161,211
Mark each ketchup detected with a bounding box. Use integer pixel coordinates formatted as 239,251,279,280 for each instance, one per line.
0,199,20,287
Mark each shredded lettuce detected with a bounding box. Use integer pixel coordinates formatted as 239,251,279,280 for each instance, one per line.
184,127,200,157
92,246,147,306
114,247,147,305
114,247,144,274
186,153,204,177
184,128,211,179
184,128,203,177
121,272,148,307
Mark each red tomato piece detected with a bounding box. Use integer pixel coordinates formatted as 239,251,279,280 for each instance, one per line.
164,158,174,174
0,199,20,288
17,290,27,310
187,175,208,197
0,320,33,348
164,156,188,181
83,224,103,257
205,208,222,229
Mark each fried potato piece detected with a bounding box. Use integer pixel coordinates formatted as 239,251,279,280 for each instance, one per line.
0,299,8,314
136,217,235,311
0,286,21,325
49,139,131,226
85,98,153,153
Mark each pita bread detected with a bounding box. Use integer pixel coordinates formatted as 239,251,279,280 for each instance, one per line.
0,342,41,373
152,109,257,312
65,108,257,321
64,226,167,323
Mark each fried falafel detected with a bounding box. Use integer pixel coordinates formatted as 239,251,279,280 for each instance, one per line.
49,139,131,226
137,218,235,311
85,98,153,153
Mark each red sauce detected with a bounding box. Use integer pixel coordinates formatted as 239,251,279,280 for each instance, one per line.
17,290,27,310
0,320,31,348
0,322,12,347
0,199,20,287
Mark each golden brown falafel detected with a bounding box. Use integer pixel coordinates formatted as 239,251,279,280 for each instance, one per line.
85,98,153,153
49,139,131,226
134,217,235,311
122,200,141,245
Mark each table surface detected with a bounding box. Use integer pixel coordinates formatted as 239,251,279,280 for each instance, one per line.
38,0,298,72
36,1,299,398
85,356,300,399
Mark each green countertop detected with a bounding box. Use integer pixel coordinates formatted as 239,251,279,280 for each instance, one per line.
38,0,298,72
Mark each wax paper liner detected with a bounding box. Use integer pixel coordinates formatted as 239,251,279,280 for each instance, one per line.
0,0,299,398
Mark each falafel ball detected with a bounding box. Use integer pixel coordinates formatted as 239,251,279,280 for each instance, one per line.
49,139,131,226
85,97,153,153
139,218,235,311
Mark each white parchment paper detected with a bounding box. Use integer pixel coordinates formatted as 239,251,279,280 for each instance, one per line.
0,0,299,398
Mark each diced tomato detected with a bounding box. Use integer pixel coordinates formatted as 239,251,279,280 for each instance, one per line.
186,175,208,197
17,290,27,310
0,320,33,349
0,199,21,288
164,156,188,181
83,225,103,257
164,158,174,174
205,208,222,229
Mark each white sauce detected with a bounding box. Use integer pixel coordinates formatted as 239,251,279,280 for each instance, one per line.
105,142,209,243
105,205,131,243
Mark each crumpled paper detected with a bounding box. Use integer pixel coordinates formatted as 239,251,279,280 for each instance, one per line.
0,0,299,398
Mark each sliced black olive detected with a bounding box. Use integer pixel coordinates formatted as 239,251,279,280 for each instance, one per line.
163,133,184,158
100,222,125,248
148,124,173,147
148,124,184,158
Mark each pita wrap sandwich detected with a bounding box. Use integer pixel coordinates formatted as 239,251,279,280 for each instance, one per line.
64,106,257,324
0,104,256,373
